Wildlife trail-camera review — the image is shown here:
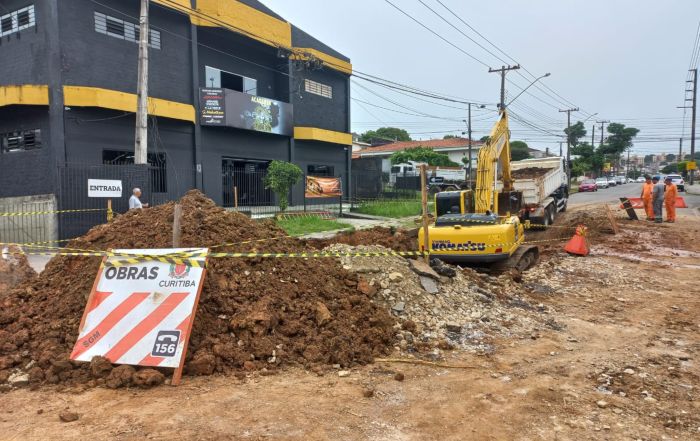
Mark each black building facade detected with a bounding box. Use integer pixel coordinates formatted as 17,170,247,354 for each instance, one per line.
0,0,352,207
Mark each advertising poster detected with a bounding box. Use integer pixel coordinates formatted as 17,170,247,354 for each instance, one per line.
199,88,293,136
306,176,342,198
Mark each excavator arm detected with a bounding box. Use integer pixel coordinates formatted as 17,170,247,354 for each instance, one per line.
474,110,514,213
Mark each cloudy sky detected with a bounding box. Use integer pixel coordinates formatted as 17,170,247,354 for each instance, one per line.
264,0,700,157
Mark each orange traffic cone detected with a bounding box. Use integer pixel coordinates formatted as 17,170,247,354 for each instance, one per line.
564,225,589,256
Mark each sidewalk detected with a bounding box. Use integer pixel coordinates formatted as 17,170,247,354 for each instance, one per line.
685,184,700,194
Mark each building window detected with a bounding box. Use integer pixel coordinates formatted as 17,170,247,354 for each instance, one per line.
0,5,35,37
102,150,167,193
305,79,332,99
94,12,161,50
1,129,41,153
308,165,334,176
205,66,257,95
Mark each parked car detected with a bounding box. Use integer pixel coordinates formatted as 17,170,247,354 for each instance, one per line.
579,179,598,192
615,176,625,185
627,178,636,183
595,177,610,189
607,178,617,187
664,174,685,192
636,177,646,183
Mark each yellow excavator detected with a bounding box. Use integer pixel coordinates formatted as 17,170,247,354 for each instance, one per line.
418,109,539,274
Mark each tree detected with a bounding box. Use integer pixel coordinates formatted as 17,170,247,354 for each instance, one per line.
677,161,689,177
564,121,587,147
510,140,531,161
389,146,459,167
644,154,654,164
665,153,675,162
660,161,668,166
628,169,641,179
359,127,411,143
684,152,700,160
443,134,458,139
262,160,302,212
479,135,490,143
598,123,640,171
661,163,677,174
570,142,605,176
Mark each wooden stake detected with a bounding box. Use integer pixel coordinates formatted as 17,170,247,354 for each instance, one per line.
173,204,182,247
604,205,619,234
234,186,238,212
107,199,113,221
421,165,430,264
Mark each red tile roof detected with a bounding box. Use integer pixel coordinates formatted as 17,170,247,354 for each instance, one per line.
358,138,483,154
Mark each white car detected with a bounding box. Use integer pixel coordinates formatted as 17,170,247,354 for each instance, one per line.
664,174,685,192
636,177,646,183
607,178,617,187
627,178,636,183
595,177,609,189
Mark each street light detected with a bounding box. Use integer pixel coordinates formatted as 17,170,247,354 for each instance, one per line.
506,73,551,107
581,113,598,124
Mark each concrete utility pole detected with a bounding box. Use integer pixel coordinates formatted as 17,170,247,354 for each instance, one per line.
559,108,579,189
626,148,630,178
489,65,521,110
690,69,697,184
679,138,683,165
468,105,472,187
134,0,150,164
596,120,610,146
591,125,595,147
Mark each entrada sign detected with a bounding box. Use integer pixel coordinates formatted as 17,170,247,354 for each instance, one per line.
88,179,123,198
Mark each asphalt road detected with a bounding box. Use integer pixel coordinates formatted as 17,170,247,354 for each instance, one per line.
569,181,700,210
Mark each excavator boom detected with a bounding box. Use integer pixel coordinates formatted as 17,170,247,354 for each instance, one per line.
474,110,515,213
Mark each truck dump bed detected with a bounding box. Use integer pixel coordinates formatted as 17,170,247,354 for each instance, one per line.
497,157,565,206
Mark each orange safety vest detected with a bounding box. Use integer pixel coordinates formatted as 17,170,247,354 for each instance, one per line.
641,182,654,199
664,183,678,202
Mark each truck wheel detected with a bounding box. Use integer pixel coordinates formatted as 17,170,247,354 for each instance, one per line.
428,186,442,197
549,206,556,224
444,186,458,192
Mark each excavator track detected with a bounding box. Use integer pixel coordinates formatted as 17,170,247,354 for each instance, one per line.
489,245,539,276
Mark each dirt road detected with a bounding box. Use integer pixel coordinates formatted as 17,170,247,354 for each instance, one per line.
1,206,699,440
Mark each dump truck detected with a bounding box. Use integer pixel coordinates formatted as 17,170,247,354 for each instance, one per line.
389,161,468,191
497,156,570,228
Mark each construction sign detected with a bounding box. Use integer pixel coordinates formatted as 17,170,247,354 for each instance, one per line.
603,163,611,171
687,162,697,171
71,248,208,384
305,176,342,198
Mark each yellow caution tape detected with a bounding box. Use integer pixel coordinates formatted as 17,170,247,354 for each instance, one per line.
0,208,107,217
102,256,207,268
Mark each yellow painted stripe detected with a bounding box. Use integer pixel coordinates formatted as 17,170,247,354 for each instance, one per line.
63,86,195,123
292,48,352,75
0,85,49,107
294,127,352,145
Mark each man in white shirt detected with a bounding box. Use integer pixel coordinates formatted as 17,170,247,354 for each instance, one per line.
129,188,149,209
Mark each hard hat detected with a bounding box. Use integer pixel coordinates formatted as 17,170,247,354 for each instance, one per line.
652,175,661,180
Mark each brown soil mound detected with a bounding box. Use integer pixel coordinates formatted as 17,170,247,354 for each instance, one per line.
0,191,395,390
0,246,37,300
508,167,554,180
306,227,418,252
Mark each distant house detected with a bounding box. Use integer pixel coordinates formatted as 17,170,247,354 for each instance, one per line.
356,138,483,172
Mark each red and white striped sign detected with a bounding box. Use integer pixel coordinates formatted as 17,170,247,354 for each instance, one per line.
71,249,208,370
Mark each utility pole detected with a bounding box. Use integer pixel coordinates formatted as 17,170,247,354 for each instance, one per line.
559,141,563,156
591,125,595,147
468,104,472,187
559,108,579,190
626,148,630,178
134,0,150,164
489,65,521,110
596,120,610,146
679,138,683,165
690,69,697,185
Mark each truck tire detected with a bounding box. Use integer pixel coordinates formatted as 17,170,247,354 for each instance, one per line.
444,185,458,192
428,186,442,197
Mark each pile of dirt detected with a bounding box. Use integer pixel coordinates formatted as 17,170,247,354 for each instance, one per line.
0,190,396,391
0,246,37,300
323,244,549,355
306,227,418,252
510,166,553,180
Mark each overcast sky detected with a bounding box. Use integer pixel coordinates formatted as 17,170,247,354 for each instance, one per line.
264,0,700,157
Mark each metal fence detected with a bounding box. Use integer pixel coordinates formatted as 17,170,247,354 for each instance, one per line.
350,169,421,202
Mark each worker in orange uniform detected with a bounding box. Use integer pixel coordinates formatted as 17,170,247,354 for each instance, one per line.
663,176,678,223
640,175,654,221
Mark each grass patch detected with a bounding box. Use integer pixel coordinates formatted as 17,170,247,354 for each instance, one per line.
354,199,431,218
568,187,580,194
276,216,349,236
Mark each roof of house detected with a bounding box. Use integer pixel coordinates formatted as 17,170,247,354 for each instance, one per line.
358,138,483,155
